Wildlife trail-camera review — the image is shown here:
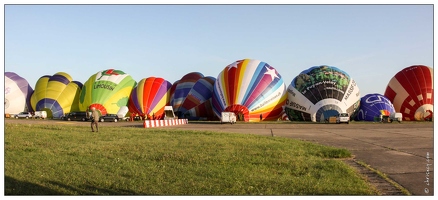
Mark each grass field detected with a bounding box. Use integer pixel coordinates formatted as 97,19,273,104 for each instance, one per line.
4,122,379,195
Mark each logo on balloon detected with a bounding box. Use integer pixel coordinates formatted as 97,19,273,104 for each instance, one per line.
93,82,116,91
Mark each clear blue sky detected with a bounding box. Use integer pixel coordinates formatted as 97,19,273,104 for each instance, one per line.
3,4,434,96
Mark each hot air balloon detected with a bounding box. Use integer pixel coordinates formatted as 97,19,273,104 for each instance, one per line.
170,72,217,120
4,72,33,114
128,77,172,120
355,93,395,121
29,72,83,118
212,59,287,122
79,69,137,116
285,65,361,122
384,65,433,121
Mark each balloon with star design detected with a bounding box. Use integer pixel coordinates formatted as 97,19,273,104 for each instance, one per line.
285,65,361,122
212,59,287,122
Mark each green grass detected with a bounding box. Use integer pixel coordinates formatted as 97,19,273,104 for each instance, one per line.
4,122,379,195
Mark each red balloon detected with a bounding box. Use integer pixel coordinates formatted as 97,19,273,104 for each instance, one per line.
384,65,433,121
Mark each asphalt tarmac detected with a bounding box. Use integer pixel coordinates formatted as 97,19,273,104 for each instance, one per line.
4,119,434,195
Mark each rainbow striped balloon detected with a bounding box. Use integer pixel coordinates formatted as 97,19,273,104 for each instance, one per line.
212,59,287,122
128,77,172,119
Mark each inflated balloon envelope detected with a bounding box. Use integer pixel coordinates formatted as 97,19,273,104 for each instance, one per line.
128,77,172,120
285,65,361,122
212,59,287,122
79,69,137,116
4,72,34,114
29,72,83,118
355,93,395,121
384,65,433,121
169,72,217,120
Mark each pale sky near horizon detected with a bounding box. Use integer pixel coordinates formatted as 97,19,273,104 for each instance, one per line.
3,3,434,96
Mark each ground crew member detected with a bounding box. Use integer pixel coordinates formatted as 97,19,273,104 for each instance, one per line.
91,107,100,132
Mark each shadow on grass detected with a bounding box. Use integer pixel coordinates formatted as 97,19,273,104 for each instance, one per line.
5,176,153,195
45,180,152,195
5,176,63,195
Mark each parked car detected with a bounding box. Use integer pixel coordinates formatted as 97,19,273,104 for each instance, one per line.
336,113,350,124
65,112,89,121
14,112,32,119
99,114,120,122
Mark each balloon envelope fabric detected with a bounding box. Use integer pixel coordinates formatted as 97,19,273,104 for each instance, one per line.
355,93,395,121
4,72,34,114
128,77,172,119
285,65,361,122
169,72,217,120
79,69,136,116
30,72,83,118
212,59,287,122
384,65,433,121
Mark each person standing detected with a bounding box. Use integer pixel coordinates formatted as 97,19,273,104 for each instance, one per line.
90,107,100,132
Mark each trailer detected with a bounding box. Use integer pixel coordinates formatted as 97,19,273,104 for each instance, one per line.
389,112,403,123
221,112,236,124
33,111,47,119
164,106,177,120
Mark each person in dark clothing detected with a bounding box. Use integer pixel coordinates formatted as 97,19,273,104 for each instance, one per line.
90,107,100,132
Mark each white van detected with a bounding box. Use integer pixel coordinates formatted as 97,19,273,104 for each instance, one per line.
221,112,236,124
34,111,47,119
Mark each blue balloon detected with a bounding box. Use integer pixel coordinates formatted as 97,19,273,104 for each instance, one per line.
355,93,395,121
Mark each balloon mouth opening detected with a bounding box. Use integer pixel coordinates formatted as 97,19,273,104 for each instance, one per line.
414,104,433,121
89,103,107,116
320,109,340,122
224,104,249,122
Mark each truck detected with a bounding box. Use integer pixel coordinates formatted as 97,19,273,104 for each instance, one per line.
220,112,236,124
336,113,350,124
389,112,403,123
